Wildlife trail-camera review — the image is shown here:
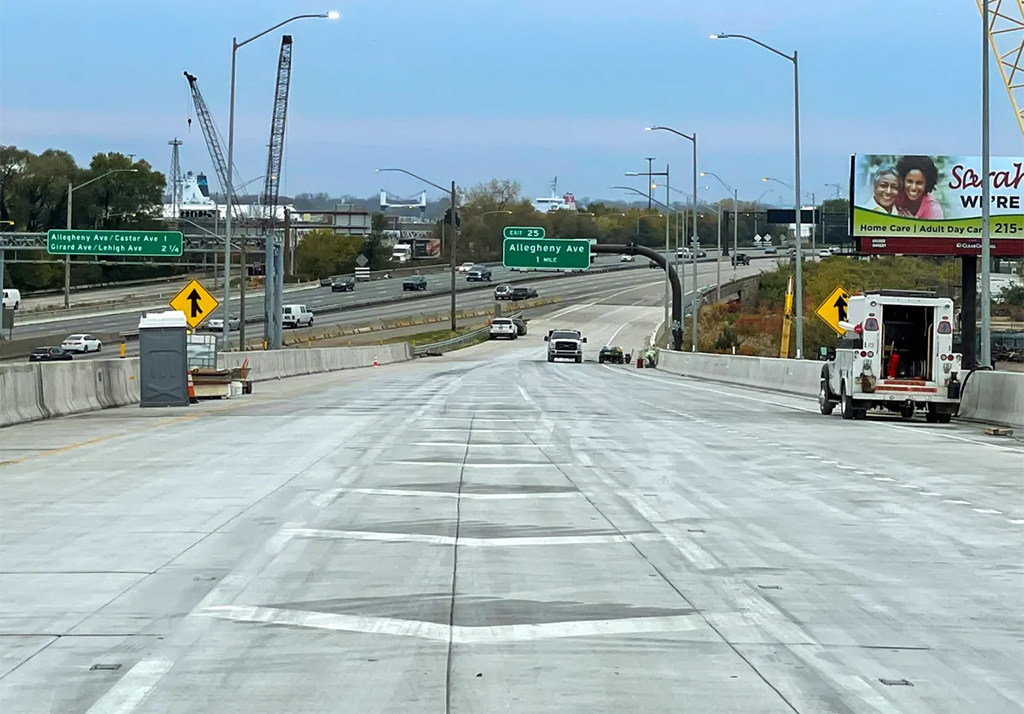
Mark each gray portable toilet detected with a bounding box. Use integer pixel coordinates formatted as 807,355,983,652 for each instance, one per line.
138,310,189,407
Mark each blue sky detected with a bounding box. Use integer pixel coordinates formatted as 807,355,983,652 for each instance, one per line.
1,0,1019,206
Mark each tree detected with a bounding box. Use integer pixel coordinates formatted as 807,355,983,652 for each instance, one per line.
0,145,32,227
76,152,165,230
293,229,363,280
462,178,520,210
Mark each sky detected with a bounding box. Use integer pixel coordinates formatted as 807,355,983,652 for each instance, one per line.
1,0,1020,208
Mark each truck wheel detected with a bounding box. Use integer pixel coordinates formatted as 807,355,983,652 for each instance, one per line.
841,386,855,420
818,378,835,416
937,413,952,424
900,405,914,420
575,355,582,363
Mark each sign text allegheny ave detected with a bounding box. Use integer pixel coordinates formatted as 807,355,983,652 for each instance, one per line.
502,237,591,270
46,229,184,256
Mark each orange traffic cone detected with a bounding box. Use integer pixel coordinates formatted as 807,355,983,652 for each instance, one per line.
373,354,379,368
187,371,198,403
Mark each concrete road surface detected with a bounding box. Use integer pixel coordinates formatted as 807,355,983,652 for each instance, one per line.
2,283,1021,713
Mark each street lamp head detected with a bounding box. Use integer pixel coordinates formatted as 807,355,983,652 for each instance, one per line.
699,171,707,177
709,34,719,39
325,11,341,19
762,177,769,182
625,172,640,177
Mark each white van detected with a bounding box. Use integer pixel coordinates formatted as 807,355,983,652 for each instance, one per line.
282,304,314,329
2,288,21,310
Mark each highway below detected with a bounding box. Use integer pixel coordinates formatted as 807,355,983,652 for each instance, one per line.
2,278,1022,713
38,259,749,359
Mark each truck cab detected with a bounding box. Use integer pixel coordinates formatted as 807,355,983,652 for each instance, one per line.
819,290,962,423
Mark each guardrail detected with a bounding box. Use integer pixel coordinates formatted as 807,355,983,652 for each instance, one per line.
412,312,524,356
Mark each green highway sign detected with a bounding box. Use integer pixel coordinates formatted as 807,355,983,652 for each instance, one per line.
503,237,591,270
503,226,546,239
46,230,184,256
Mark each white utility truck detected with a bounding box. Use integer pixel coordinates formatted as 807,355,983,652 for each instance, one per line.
818,290,963,423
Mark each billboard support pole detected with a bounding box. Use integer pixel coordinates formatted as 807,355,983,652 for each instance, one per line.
980,0,992,368
962,257,978,369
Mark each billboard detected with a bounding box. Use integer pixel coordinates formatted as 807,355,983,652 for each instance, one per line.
850,154,1024,256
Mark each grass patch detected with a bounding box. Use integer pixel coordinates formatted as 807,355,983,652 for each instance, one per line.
383,323,487,346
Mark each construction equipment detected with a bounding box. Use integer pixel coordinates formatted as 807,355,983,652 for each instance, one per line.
261,35,293,232
980,0,1024,139
183,71,246,221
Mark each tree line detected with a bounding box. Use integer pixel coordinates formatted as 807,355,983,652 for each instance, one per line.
0,145,168,291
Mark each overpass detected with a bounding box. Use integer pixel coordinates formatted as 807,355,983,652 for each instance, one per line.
0,275,1021,714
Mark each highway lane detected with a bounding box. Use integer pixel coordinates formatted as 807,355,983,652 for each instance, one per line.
9,255,635,340
2,284,1022,712
32,259,752,358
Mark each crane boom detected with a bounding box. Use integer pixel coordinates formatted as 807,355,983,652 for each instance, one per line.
183,71,245,220
261,35,294,231
979,0,1024,139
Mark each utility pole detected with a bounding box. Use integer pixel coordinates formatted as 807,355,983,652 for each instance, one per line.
980,0,992,368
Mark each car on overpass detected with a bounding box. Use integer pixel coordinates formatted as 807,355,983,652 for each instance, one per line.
620,254,635,262
331,277,355,292
489,318,518,340
467,266,492,282
458,262,475,273
403,275,428,291
282,304,313,329
598,345,625,364
731,253,751,266
494,284,512,300
510,286,537,300
28,346,74,362
206,317,240,332
60,334,102,353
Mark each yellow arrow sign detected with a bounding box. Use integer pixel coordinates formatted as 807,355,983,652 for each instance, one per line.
814,285,851,335
169,279,219,330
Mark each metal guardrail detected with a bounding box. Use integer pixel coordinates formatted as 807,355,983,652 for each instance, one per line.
412,312,525,356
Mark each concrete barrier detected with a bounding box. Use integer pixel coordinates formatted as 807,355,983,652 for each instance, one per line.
1,343,413,427
657,350,1024,429
220,342,413,382
657,350,821,397
957,370,1024,429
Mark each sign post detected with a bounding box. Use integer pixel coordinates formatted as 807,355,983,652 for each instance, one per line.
46,230,184,256
814,285,851,335
502,237,591,271
169,279,220,330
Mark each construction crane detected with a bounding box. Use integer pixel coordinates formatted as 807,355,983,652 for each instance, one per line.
980,0,1024,138
260,35,293,232
183,71,246,221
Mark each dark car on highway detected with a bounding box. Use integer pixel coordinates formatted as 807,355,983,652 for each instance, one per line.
731,253,751,266
510,286,538,300
331,277,355,292
598,345,625,364
512,317,528,336
403,275,428,291
29,346,73,362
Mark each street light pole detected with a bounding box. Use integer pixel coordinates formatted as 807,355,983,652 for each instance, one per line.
981,0,992,368
223,11,338,354
627,167,671,333
711,33,803,358
64,168,139,308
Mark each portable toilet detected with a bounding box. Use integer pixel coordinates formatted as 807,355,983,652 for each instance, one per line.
138,310,189,407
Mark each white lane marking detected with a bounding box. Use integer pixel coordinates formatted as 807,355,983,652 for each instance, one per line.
921,491,943,496
897,484,920,489
283,528,662,547
973,508,1002,514
543,280,667,321
1009,519,1024,524
943,499,972,505
385,460,560,468
611,367,1024,454
200,606,702,643
873,477,896,482
408,442,557,448
82,659,174,714
327,487,578,501
835,465,857,470
854,470,872,475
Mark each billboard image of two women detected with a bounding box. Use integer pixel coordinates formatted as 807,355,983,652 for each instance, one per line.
851,154,1023,242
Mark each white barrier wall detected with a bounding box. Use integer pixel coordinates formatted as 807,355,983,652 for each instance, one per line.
219,343,413,382
656,350,1024,428
1,343,416,427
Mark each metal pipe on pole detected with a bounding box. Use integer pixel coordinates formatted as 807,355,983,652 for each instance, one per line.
450,180,458,332
664,165,671,336
980,0,992,368
715,201,722,302
733,188,739,280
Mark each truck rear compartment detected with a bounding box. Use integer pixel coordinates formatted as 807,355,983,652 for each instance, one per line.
881,304,933,381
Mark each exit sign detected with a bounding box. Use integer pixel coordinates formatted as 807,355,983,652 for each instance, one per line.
503,226,546,239
502,237,591,270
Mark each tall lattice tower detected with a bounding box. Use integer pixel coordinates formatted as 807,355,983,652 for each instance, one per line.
168,138,183,219
980,0,1024,139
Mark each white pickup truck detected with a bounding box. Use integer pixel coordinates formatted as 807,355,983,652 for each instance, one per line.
819,290,962,423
